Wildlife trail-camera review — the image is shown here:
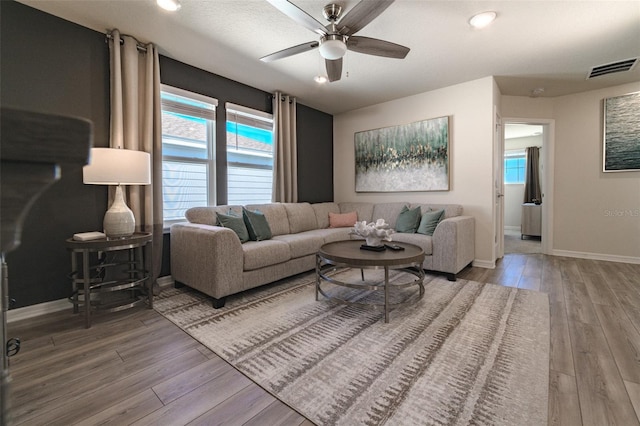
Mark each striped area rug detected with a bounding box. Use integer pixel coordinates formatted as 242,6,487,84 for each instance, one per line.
155,269,550,425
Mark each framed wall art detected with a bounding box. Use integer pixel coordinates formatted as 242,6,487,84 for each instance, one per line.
355,116,450,192
603,91,640,172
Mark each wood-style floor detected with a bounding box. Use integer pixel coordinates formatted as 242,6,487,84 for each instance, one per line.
7,253,640,425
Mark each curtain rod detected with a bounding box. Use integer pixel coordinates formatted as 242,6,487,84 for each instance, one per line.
270,94,295,104
105,32,148,53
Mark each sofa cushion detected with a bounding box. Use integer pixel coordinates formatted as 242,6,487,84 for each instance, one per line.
217,211,250,243
339,202,374,223
185,205,243,226
283,203,317,234
312,202,340,228
245,203,290,236
329,211,357,228
272,232,325,258
242,240,291,271
305,228,352,244
391,233,433,256
243,208,272,241
395,205,422,233
417,209,445,236
372,202,409,228
410,203,462,219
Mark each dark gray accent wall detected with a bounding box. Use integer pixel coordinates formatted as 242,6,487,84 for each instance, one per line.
1,0,333,308
297,104,333,203
1,1,110,309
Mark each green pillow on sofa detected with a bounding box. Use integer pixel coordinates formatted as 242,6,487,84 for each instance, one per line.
243,208,272,241
217,211,250,243
395,205,421,233
417,209,445,236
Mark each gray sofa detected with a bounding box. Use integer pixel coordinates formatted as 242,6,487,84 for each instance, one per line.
170,202,475,307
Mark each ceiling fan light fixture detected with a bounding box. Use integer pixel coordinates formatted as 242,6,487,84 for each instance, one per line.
319,35,347,60
469,11,496,29
157,0,181,12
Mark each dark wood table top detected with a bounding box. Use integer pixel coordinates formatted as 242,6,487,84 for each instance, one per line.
65,232,152,251
318,240,424,268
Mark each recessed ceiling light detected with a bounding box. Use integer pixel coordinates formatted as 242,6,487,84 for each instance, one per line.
469,11,497,29
530,88,545,98
314,75,328,84
157,0,181,12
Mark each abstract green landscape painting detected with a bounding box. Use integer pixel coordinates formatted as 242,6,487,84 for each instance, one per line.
355,116,450,192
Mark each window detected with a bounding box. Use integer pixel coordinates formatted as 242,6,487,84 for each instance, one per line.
226,103,274,205
504,150,526,184
161,85,217,225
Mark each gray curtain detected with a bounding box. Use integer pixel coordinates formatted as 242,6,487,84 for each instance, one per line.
108,29,163,291
523,146,542,204
272,92,298,202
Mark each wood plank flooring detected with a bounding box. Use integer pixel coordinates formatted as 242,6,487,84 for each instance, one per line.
7,254,640,425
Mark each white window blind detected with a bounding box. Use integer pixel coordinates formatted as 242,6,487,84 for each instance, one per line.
225,103,274,205
161,85,217,225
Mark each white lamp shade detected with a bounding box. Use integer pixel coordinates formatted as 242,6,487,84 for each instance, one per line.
319,39,347,60
83,148,151,185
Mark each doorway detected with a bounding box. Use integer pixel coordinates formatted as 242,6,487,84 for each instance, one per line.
501,119,554,255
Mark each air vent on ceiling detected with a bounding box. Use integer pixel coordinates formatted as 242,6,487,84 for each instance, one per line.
587,58,638,79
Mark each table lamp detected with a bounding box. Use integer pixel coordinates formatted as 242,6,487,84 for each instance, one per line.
83,147,151,238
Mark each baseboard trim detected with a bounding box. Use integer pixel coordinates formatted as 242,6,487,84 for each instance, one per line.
8,298,69,323
551,249,640,264
158,275,174,289
8,276,176,323
504,225,520,231
472,259,495,269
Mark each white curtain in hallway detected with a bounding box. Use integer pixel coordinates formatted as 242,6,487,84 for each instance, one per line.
272,92,297,202
109,29,163,290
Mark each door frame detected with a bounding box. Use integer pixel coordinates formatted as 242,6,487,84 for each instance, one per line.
494,109,504,261
501,118,555,255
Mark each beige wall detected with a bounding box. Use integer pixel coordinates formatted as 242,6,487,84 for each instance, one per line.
503,81,640,262
333,77,497,267
335,77,640,266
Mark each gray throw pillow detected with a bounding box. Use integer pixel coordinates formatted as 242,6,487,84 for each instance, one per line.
417,209,445,236
243,208,272,241
217,211,250,243
395,205,421,233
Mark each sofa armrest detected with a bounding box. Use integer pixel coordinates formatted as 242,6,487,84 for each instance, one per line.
170,222,244,299
430,215,475,275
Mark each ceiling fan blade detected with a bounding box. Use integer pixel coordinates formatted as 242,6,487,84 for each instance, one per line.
326,58,342,82
338,0,394,36
265,0,327,36
260,41,319,62
347,36,409,59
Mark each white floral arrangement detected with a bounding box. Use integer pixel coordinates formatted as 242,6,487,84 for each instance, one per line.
351,219,395,247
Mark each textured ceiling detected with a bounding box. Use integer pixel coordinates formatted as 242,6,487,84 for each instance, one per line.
18,0,640,115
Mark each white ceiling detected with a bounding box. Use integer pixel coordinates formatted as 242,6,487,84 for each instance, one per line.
18,0,640,115
504,124,543,140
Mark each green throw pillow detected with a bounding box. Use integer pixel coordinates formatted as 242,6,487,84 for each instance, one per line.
243,208,272,241
217,211,250,243
395,205,421,233
417,209,445,236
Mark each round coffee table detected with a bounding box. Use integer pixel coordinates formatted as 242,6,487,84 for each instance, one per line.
315,240,425,323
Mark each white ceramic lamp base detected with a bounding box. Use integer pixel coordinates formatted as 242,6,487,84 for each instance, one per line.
103,185,135,238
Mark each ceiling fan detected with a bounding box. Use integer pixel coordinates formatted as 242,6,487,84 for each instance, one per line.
261,0,410,82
